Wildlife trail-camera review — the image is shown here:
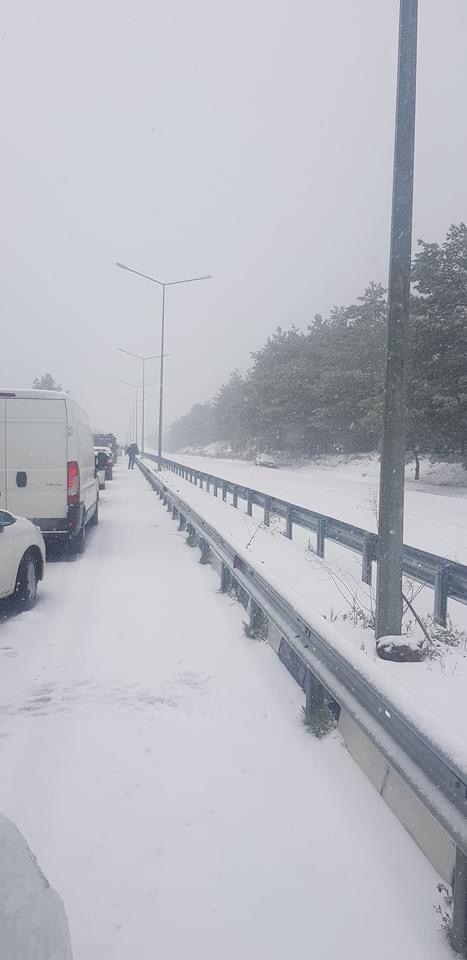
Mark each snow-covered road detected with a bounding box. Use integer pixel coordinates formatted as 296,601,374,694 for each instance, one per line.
170,453,467,564
0,465,451,959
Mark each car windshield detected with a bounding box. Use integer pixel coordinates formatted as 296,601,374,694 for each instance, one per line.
1,3,467,959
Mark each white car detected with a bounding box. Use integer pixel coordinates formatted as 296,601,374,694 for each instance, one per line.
255,453,277,468
0,510,45,609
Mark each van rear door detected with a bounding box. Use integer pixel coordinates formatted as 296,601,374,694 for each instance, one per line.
5,397,68,523
0,399,6,510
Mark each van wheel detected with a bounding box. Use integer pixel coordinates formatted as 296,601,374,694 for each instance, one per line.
70,521,86,555
15,553,38,610
90,501,99,526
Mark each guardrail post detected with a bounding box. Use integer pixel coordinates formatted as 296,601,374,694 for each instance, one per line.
285,506,293,539
172,505,178,520
305,670,325,719
199,474,204,490
186,523,198,547
247,599,267,639
214,480,218,498
199,538,211,565
232,486,238,508
220,562,231,593
206,476,210,493
362,535,376,585
194,472,198,487
247,491,253,516
178,514,186,531
222,481,227,502
264,497,271,527
434,564,450,626
451,848,467,956
304,670,335,735
316,519,326,558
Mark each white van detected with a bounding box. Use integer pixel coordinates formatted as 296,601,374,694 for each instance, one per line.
0,389,98,553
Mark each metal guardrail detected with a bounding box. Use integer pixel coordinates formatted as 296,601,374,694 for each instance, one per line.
145,453,467,626
138,455,467,954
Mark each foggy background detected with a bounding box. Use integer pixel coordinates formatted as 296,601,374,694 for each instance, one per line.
1,0,466,444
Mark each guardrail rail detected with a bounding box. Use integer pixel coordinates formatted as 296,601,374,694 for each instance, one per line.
138,456,467,955
145,453,467,627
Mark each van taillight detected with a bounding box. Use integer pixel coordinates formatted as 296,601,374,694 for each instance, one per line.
67,461,80,505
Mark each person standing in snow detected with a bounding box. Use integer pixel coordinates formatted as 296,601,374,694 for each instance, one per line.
128,442,139,469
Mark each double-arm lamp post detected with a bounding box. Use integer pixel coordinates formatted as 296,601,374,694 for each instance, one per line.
117,348,164,458
116,262,212,467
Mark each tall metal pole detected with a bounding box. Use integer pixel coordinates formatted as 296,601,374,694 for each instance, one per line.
158,284,166,468
141,359,146,457
116,262,211,467
375,0,418,644
135,387,139,446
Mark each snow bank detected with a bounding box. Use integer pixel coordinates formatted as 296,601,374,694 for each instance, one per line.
0,813,72,959
154,462,467,770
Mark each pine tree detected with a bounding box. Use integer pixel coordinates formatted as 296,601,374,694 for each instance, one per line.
408,223,467,458
33,373,62,391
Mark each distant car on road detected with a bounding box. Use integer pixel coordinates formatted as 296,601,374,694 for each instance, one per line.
93,433,118,460
0,510,45,609
255,453,277,468
94,449,108,490
94,446,113,481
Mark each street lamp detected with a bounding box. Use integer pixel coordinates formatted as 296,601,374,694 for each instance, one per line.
116,261,212,467
120,397,137,444
120,379,158,452
117,348,164,458
375,0,418,649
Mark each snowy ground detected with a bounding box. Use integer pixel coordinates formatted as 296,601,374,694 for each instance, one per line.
153,459,467,752
169,452,467,564
0,464,454,959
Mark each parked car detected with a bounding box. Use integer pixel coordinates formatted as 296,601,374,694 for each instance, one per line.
255,453,277,468
0,389,98,554
93,433,118,461
0,509,45,608
94,446,113,481
94,449,108,490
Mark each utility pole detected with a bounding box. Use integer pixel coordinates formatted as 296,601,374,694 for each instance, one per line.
375,0,418,645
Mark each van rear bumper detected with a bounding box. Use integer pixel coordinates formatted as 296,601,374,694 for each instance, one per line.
32,505,84,536
31,519,68,534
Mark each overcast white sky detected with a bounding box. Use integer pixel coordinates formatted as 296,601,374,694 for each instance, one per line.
1,0,466,443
